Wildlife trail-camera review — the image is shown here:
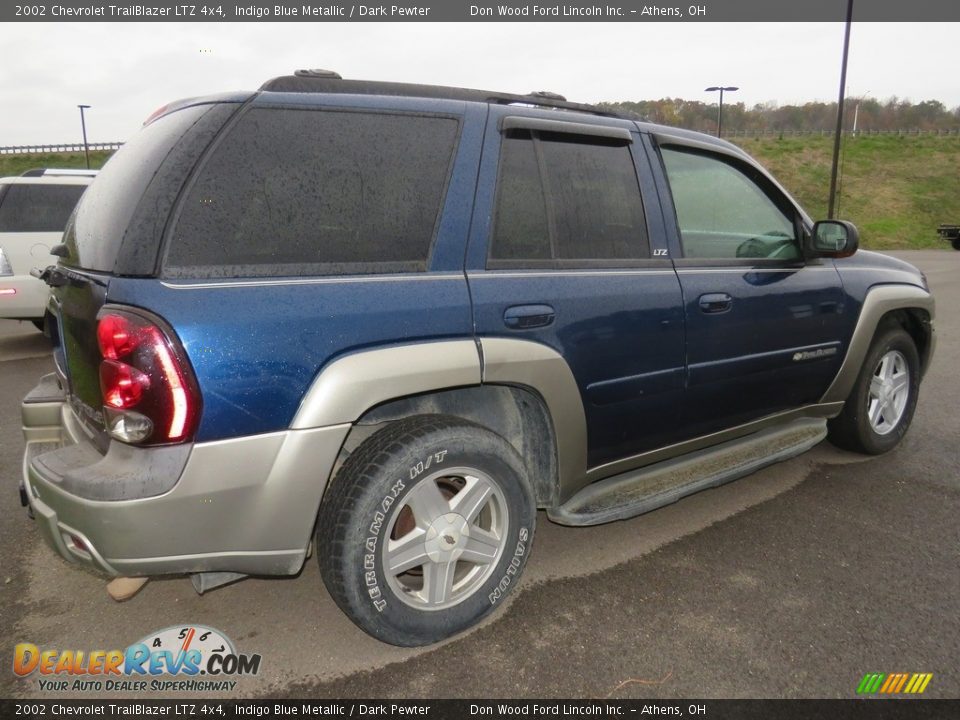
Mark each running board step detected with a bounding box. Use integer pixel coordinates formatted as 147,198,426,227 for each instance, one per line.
548,418,827,526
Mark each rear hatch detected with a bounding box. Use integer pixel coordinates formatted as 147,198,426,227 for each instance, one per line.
46,100,243,445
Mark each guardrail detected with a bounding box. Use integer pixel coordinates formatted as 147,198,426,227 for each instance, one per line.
0,142,124,156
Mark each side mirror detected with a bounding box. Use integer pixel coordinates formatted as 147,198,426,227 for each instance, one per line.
810,220,859,258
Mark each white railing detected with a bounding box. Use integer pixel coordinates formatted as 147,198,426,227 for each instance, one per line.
0,142,124,156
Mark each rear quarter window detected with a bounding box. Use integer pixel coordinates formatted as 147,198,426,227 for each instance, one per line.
63,103,224,273
0,184,86,232
164,107,460,278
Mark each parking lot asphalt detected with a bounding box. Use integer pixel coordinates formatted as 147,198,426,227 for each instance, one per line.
1,250,957,700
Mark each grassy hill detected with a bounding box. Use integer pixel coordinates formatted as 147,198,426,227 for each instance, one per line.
2,135,957,250
737,135,960,249
0,151,113,177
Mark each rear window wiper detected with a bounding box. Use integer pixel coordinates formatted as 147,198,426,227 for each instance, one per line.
31,265,69,287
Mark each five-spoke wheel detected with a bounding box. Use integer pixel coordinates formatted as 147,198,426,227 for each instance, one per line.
828,325,920,454
316,416,535,647
384,469,508,610
866,350,911,436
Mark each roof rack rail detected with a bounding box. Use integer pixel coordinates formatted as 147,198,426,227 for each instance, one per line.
20,168,99,178
294,68,342,79
259,72,622,118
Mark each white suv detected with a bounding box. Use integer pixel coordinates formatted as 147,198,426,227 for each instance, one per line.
0,169,95,328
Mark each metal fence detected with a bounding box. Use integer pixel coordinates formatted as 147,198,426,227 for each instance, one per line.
0,141,124,156
726,128,960,138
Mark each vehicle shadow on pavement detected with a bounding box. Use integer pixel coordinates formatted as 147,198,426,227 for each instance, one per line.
0,320,51,362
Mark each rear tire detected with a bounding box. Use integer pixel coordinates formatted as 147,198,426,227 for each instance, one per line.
316,415,536,647
951,237,960,251
828,325,920,454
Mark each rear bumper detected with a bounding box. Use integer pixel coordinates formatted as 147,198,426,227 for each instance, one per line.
0,274,48,320
21,373,350,577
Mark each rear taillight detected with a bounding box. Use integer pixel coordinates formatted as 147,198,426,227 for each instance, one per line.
96,309,200,445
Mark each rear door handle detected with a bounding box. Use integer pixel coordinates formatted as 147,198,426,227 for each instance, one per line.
698,293,733,314
503,304,555,329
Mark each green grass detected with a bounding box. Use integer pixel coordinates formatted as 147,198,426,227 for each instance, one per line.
0,151,114,177
3,136,958,250
736,135,960,249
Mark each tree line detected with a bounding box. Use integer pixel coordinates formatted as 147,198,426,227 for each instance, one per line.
598,97,960,133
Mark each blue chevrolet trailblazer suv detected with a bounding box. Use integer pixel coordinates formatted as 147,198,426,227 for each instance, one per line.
20,70,936,646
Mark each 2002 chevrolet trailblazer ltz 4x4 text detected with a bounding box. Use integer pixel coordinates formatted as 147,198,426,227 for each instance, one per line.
20,70,935,646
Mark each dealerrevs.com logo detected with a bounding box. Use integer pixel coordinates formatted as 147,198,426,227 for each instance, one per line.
13,625,261,693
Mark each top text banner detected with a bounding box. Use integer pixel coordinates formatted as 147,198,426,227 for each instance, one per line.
5,0,960,22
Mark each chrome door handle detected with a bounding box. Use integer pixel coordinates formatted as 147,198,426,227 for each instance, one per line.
503,304,555,329
698,293,733,314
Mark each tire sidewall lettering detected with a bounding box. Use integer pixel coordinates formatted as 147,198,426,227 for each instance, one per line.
362,476,411,613
361,450,450,613
489,527,529,605
409,450,448,481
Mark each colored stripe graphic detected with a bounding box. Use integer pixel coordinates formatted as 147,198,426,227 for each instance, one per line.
857,673,885,694
857,672,932,694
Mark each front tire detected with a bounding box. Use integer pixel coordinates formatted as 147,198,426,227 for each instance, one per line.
316,415,536,646
828,325,920,454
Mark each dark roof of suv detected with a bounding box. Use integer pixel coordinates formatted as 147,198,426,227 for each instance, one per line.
259,71,624,118
256,71,748,157
155,71,747,160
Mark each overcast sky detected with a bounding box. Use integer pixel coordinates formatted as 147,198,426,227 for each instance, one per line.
1,21,958,145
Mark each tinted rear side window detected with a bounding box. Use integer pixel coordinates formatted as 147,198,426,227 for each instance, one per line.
490,132,551,261
166,108,460,278
0,184,86,232
490,130,650,267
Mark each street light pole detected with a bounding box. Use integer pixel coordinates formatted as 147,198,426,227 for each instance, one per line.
705,86,739,138
77,104,91,169
828,0,854,219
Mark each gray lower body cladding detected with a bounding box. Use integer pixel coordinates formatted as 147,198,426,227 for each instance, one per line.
21,374,350,578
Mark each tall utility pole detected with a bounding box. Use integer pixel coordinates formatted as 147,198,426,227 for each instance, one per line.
78,104,91,169
828,0,854,219
705,86,739,138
